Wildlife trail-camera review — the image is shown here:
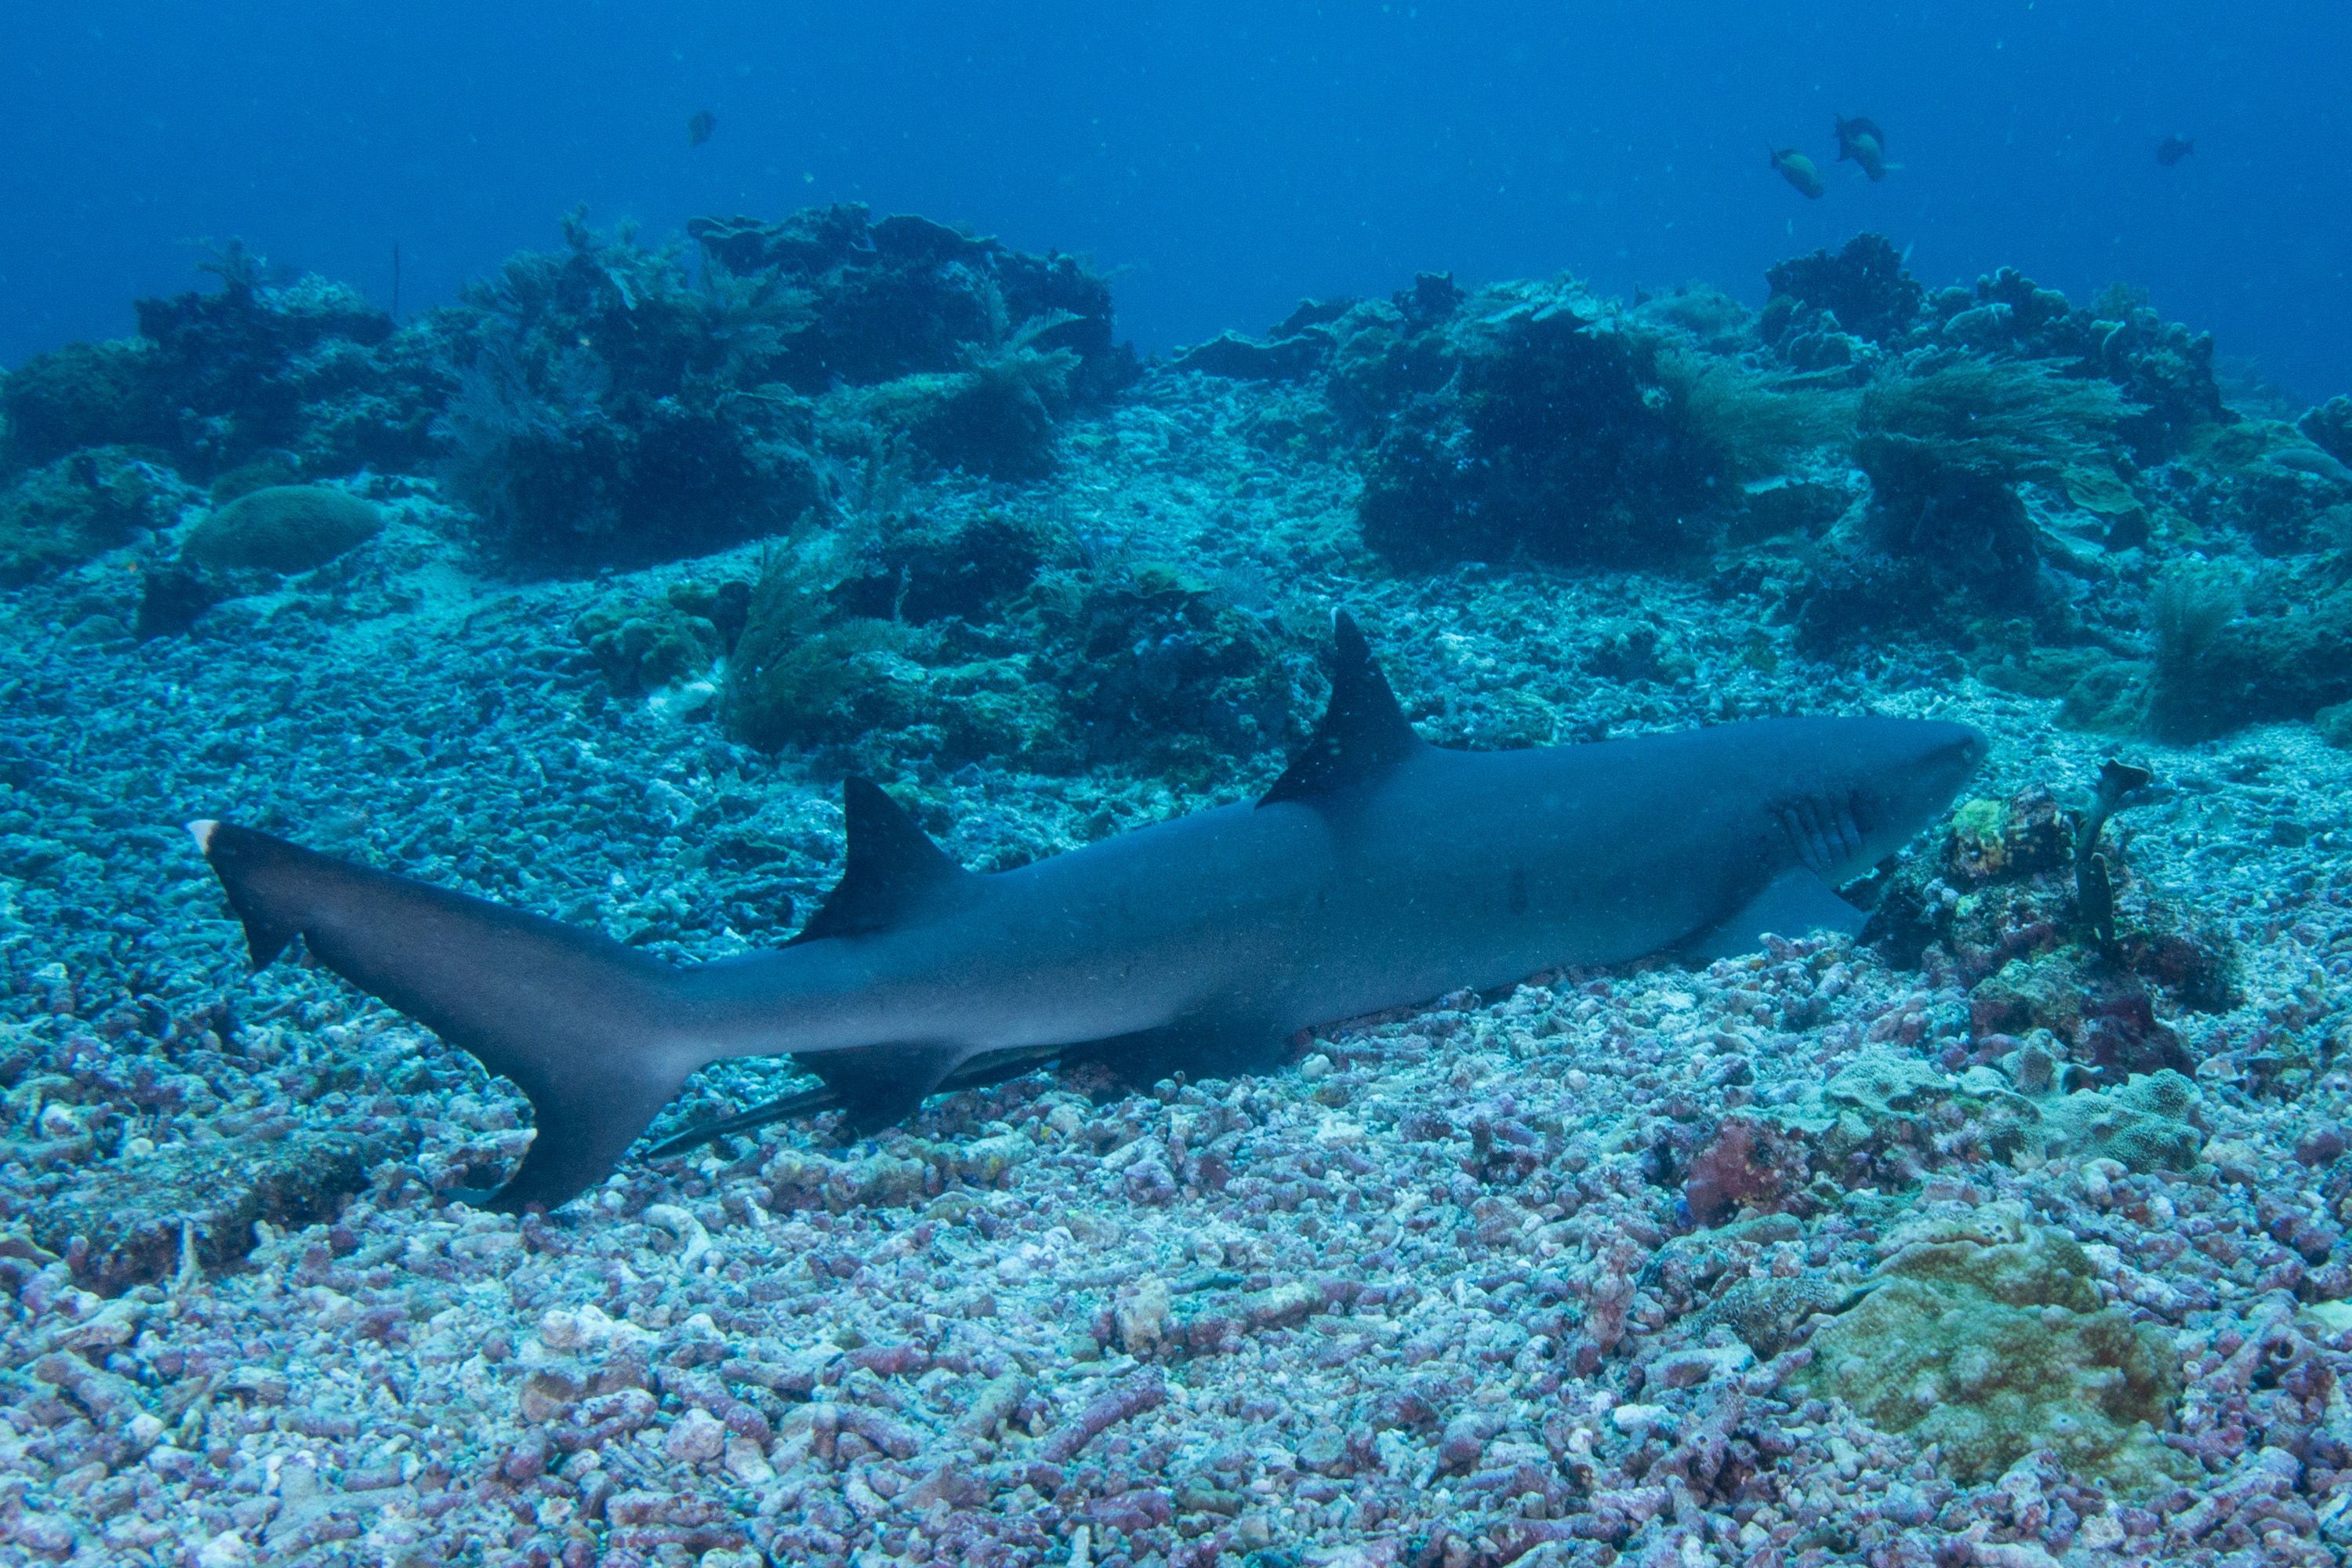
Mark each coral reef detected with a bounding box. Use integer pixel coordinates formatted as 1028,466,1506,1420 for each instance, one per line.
0,448,192,583
2148,576,2352,742
684,206,1130,401
1797,353,2136,641
430,213,826,569
574,583,747,708
1920,275,2228,460
719,524,1298,782
1354,285,1717,566
2,242,447,482
720,543,917,755
0,341,175,470
2300,394,2352,468
1762,233,1924,349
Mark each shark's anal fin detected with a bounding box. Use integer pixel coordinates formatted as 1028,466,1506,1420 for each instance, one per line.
799,1040,970,1134
1683,869,1866,962
1260,612,1427,808
789,778,975,946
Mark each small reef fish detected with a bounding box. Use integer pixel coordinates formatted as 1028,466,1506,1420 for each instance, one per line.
1835,114,1889,181
2156,135,2194,167
189,615,1986,1213
1770,147,1826,199
688,108,717,147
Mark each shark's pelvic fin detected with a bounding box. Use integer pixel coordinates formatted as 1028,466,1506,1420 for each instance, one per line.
1682,868,1867,961
1260,611,1428,807
799,1040,971,1132
788,777,975,945
192,821,702,1212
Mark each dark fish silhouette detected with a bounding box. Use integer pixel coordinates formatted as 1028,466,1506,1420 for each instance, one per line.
688,109,717,148
2156,136,2194,167
1835,114,1889,181
1771,147,1826,199
189,615,1985,1213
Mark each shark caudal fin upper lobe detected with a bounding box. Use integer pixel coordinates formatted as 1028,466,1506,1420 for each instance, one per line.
190,821,704,1212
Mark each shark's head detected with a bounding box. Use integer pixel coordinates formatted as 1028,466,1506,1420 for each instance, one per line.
1771,717,1988,884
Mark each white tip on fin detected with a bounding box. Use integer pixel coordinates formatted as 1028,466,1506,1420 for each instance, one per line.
187,819,220,853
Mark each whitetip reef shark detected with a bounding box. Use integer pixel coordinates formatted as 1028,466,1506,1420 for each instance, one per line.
190,614,1985,1212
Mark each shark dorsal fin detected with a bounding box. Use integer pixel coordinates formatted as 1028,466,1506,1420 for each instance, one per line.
1260,612,1425,807
789,778,972,944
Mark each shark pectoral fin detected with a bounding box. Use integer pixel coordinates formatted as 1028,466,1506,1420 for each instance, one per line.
1684,869,1867,961
645,1045,1065,1160
800,1040,969,1134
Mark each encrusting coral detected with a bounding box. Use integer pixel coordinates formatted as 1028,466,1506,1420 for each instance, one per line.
1795,1212,2192,1493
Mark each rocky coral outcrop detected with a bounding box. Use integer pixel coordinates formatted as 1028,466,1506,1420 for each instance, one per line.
1762,233,1923,350
719,532,1298,782
1351,284,1716,567
2147,579,2352,742
684,206,1131,402
33,1123,415,1294
0,446,193,583
2,243,448,484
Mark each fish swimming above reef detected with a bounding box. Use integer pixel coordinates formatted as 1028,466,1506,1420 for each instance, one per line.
2156,135,2195,166
1835,114,1889,180
1770,146,1826,198
188,615,1986,1214
688,108,717,147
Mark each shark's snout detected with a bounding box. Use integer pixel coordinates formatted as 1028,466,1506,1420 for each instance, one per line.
1931,722,1991,789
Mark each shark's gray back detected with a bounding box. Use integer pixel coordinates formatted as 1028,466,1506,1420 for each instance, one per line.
939,716,1903,1036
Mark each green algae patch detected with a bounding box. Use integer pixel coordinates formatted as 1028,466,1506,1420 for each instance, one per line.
1796,1214,2191,1493
182,483,382,572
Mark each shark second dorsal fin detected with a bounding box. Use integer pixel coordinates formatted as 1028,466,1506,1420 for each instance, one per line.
789,778,974,945
1261,611,1426,807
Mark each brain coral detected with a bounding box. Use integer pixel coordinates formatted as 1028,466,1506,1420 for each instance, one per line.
180,484,382,573
1796,1215,2190,1492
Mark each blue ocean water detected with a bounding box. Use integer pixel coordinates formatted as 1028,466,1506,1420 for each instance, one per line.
3,0,2347,394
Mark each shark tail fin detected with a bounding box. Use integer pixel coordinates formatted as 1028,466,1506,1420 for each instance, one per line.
189,820,704,1213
